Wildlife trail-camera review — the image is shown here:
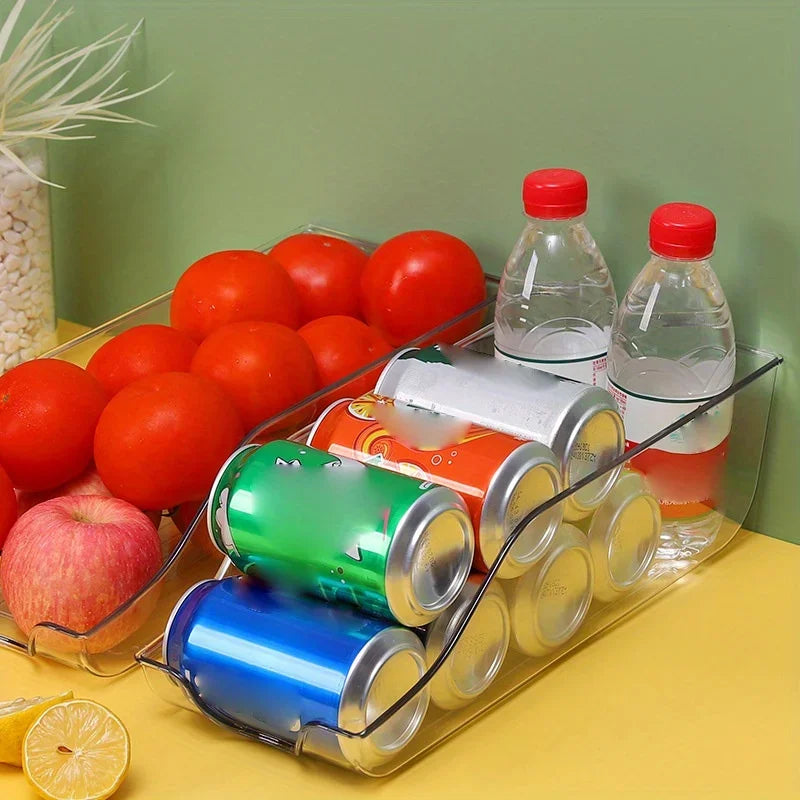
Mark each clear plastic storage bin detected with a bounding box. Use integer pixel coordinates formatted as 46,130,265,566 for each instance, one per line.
0,225,499,675
137,323,781,776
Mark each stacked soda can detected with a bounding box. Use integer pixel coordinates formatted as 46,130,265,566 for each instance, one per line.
164,342,638,769
306,391,565,709
372,346,660,630
374,345,626,521
165,437,477,770
570,469,661,601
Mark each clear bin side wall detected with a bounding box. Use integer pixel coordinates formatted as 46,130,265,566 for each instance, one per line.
46,2,797,542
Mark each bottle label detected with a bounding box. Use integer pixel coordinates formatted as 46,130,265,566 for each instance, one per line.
607,379,734,519
494,346,608,387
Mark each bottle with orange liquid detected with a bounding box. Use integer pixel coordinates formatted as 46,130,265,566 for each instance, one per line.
607,203,736,558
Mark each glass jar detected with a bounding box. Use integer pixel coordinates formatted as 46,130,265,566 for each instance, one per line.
0,138,56,374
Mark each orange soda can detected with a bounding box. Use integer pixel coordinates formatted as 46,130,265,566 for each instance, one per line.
308,393,563,579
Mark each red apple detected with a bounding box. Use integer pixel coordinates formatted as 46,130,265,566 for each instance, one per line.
0,495,162,653
16,465,163,530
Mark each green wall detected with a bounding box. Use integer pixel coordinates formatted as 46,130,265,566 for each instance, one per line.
36,0,799,541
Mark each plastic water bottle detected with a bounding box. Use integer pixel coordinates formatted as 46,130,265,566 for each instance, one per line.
493,168,617,386
607,203,736,558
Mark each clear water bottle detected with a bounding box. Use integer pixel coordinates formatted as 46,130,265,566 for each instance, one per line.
493,168,617,386
607,203,736,559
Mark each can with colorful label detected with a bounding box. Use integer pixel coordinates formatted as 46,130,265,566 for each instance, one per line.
507,523,594,656
423,575,510,710
575,470,661,602
374,345,625,522
308,393,563,579
164,577,430,770
208,440,474,626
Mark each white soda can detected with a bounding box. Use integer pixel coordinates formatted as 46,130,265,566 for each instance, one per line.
375,345,625,521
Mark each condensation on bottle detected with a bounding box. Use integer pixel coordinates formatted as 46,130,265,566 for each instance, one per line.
493,168,617,387
607,202,736,558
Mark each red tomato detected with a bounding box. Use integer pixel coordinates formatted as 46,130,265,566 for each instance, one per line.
0,360,108,492
171,500,205,534
94,372,244,510
16,464,112,516
170,250,301,342
270,233,368,322
0,464,16,548
360,230,486,345
191,321,319,431
298,315,392,400
87,324,198,396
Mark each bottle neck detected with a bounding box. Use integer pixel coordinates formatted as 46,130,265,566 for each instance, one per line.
648,251,713,271
524,213,586,231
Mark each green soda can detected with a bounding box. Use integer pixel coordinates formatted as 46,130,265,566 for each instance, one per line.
207,440,475,626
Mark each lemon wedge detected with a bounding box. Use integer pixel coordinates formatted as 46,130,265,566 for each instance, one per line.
0,691,73,766
22,699,130,800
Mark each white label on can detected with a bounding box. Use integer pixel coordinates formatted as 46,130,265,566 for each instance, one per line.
607,379,733,453
494,346,608,387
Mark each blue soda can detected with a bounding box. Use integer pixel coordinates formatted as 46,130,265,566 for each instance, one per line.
164,577,430,770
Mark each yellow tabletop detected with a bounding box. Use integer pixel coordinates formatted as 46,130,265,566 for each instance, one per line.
1,530,798,799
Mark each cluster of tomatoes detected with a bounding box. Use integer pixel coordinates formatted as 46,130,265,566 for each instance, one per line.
0,230,485,548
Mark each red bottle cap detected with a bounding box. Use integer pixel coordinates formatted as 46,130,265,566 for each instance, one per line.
649,203,716,259
522,169,588,219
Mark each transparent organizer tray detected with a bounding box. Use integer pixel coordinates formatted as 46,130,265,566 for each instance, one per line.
137,326,781,776
0,224,498,675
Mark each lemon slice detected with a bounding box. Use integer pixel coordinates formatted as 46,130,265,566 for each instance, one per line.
0,691,73,766
23,699,130,800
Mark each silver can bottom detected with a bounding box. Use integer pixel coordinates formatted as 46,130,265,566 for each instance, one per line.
562,407,626,519
424,577,511,710
480,441,563,579
334,627,430,770
385,485,475,626
508,524,594,657
584,470,662,602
